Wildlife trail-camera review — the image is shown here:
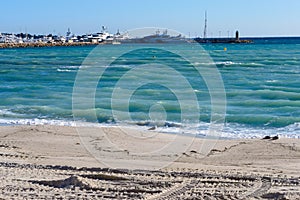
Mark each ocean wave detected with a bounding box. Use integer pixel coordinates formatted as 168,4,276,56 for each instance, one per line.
0,118,299,139
0,118,107,127
215,61,242,66
57,65,81,72
57,65,117,72
221,123,300,139
0,109,19,116
193,61,263,67
132,121,300,139
58,65,81,69
0,118,76,126
0,109,27,118
57,69,74,72
192,61,237,66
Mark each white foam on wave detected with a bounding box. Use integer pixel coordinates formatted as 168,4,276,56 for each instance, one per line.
0,109,26,117
57,69,73,72
265,80,278,83
57,65,93,72
193,61,264,67
0,118,299,139
0,118,116,128
247,62,264,66
58,65,81,69
57,65,110,72
149,122,300,139
215,61,242,66
0,109,16,116
0,118,76,126
193,61,245,66
57,65,81,72
220,123,300,139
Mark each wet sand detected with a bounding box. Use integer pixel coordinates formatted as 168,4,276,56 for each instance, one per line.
0,125,299,199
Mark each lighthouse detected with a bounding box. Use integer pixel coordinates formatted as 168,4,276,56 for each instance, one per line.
235,30,240,41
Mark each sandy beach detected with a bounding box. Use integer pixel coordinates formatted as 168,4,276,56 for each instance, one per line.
0,125,299,199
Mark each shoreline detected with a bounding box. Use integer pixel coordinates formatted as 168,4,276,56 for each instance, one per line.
1,118,299,139
0,125,299,198
1,124,298,171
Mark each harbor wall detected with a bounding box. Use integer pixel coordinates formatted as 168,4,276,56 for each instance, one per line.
0,42,97,49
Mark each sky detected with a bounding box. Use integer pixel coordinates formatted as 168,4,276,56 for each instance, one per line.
1,0,300,37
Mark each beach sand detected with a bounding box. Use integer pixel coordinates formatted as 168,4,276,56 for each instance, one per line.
0,125,299,199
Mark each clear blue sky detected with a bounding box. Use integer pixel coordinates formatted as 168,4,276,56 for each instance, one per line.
1,0,300,37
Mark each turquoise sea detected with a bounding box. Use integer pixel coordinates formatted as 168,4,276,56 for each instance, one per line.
1,38,300,138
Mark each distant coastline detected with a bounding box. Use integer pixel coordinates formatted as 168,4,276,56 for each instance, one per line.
1,27,300,49
1,37,300,49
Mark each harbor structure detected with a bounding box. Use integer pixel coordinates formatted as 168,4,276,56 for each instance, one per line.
203,11,207,39
0,26,129,47
194,11,252,44
235,30,239,41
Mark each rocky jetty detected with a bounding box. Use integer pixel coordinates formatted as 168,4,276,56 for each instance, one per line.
0,42,97,49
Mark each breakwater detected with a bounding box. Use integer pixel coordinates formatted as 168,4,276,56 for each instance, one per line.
0,42,97,49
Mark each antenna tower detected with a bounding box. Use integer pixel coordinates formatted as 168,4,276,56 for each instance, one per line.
203,11,207,39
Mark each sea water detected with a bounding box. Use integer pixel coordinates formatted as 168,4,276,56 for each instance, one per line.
1,39,300,138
